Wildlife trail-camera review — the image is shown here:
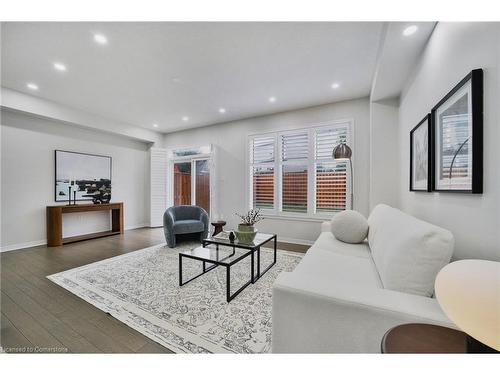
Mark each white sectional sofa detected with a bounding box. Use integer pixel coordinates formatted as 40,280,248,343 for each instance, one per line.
272,204,456,353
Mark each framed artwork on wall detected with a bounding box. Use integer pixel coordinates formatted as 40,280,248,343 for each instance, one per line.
431,69,483,193
55,150,112,202
410,114,432,192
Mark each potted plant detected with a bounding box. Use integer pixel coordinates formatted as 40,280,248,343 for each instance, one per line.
234,208,264,243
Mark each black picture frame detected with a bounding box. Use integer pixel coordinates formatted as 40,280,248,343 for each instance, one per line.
54,150,112,202
431,69,483,194
410,114,432,192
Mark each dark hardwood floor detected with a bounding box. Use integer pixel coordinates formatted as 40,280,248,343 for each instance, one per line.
0,228,308,353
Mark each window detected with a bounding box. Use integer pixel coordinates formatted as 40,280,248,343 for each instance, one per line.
280,131,309,213
250,135,275,210
314,126,349,212
248,121,352,218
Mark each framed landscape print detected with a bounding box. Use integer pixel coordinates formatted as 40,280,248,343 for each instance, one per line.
410,114,432,192
55,150,112,202
431,69,483,193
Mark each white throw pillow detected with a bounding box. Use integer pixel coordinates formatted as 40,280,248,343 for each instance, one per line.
330,210,368,244
368,204,454,297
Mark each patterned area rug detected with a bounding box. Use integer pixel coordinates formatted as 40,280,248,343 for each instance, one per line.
47,242,303,353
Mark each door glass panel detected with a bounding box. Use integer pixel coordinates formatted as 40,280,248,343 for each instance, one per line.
174,162,191,206
195,160,210,214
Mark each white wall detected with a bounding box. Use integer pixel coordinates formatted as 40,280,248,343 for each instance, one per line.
369,98,400,211
163,98,370,244
1,109,151,251
399,22,500,260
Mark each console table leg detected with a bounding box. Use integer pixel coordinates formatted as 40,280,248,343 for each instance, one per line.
111,203,124,233
47,207,63,247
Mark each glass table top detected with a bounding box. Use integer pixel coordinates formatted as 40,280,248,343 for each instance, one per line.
179,245,252,265
203,232,275,249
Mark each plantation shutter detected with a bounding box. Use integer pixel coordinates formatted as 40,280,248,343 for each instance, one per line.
314,125,350,212
281,132,308,161
150,148,168,226
251,135,275,163
250,136,275,210
280,131,309,213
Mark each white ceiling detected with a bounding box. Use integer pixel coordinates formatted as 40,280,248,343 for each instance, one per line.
1,22,428,133
371,22,436,101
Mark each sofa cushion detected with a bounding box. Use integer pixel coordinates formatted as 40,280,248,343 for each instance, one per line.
293,248,382,288
367,204,454,297
331,210,368,244
173,219,204,234
312,231,371,259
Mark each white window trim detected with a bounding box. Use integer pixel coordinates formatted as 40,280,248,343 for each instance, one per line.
247,119,354,221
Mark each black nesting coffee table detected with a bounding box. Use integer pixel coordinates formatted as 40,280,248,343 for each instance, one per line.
178,233,277,302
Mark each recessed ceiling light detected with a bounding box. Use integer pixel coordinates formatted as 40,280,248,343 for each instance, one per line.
93,33,108,45
269,96,276,103
53,62,67,72
182,116,189,122
26,82,39,90
403,25,418,36
153,123,159,128
171,77,181,84
331,82,340,89
219,108,226,114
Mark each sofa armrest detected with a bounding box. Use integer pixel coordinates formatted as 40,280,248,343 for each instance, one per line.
272,271,454,353
321,221,331,233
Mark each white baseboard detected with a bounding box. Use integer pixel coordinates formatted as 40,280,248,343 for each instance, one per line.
277,236,314,246
125,223,148,230
0,224,149,253
0,240,47,253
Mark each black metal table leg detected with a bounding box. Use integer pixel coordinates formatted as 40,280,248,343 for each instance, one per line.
257,246,261,279
226,266,231,302
256,235,278,279
274,235,277,263
226,254,254,302
180,234,278,302
178,255,183,286
251,248,255,283
179,253,221,286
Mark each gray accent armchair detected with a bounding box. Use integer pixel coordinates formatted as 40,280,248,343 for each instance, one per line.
163,205,209,248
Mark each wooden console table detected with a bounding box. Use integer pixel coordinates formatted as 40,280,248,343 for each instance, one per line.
46,202,124,247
